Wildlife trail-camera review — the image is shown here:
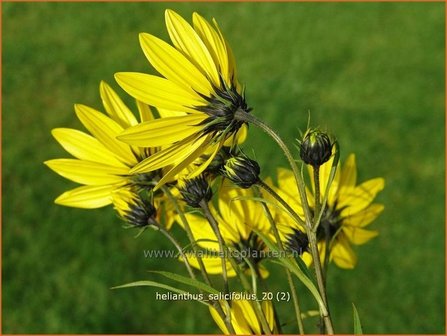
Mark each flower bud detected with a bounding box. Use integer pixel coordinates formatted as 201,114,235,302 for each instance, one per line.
113,189,157,228
179,176,213,208
299,129,333,167
222,155,260,188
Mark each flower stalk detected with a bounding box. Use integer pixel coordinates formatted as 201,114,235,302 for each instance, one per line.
256,186,304,334
236,111,334,334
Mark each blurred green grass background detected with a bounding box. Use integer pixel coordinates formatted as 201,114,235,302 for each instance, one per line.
2,2,445,334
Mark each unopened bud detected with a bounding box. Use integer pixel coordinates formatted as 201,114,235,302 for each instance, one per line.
113,189,157,228
222,156,260,188
179,176,213,208
299,129,333,167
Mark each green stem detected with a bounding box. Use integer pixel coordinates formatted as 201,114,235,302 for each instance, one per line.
199,200,230,296
162,187,235,334
199,200,236,333
312,141,340,234
312,165,327,333
313,166,321,224
286,271,304,335
236,111,334,334
156,225,196,281
161,186,212,286
226,251,272,335
257,180,304,227
255,186,304,334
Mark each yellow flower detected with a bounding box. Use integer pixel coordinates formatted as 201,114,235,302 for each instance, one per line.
210,299,276,335
45,82,177,227
273,154,385,269
180,183,271,278
115,9,250,189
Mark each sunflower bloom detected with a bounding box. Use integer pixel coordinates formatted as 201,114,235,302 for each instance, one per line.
273,154,385,269
45,82,176,227
180,183,271,278
115,9,250,189
210,299,276,335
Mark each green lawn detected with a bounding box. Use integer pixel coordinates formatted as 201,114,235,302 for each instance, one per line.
2,2,445,334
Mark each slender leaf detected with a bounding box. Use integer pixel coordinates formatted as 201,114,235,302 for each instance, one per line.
111,280,210,306
111,280,185,293
352,303,363,334
149,271,220,295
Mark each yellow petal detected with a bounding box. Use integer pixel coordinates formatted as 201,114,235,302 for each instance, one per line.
139,33,213,96
117,114,206,147
130,134,206,174
136,100,154,123
212,18,239,88
331,236,357,269
342,226,379,245
99,81,138,128
274,168,305,219
310,153,340,205
343,203,385,227
209,305,229,334
262,300,276,332
165,9,220,87
51,128,127,168
111,187,134,217
153,136,212,189
339,153,357,188
301,251,313,267
187,255,236,276
187,141,222,179
257,264,270,279
182,213,219,250
55,185,115,208
233,300,259,334
193,12,230,84
75,104,137,166
223,123,248,147
115,72,205,113
277,167,296,194
218,187,256,240
45,159,128,185
156,107,187,118
338,178,385,216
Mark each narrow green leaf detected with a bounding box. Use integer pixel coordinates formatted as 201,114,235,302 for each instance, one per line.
352,303,363,334
294,251,314,281
111,280,185,293
149,271,220,295
111,280,209,306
